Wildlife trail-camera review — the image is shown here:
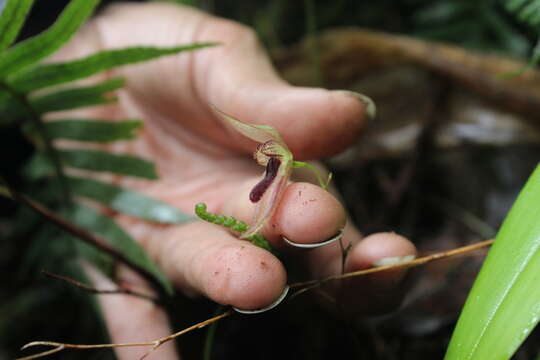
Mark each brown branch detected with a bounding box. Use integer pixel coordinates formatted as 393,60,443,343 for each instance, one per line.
42,270,158,303
5,184,167,297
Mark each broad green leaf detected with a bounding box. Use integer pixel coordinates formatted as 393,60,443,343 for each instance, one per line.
45,119,142,143
0,0,99,77
7,43,218,92
60,149,158,179
64,203,173,295
0,0,34,50
445,164,540,360
68,176,192,224
30,77,124,114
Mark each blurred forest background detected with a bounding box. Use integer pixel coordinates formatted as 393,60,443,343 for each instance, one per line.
1,0,540,359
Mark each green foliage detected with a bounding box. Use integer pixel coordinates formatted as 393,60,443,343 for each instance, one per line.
445,164,540,360
0,0,34,50
7,43,217,92
60,149,158,179
68,176,193,224
44,119,142,143
504,0,540,26
29,77,124,113
0,0,214,312
64,203,174,295
501,0,540,69
0,0,99,77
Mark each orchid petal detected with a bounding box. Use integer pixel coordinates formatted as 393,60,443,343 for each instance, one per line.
242,162,291,239
210,104,288,148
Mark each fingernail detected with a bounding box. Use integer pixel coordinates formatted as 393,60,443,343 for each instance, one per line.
372,254,416,267
337,90,376,121
282,230,343,249
233,286,290,314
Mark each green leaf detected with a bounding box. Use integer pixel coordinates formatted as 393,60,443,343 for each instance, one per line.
29,77,124,114
0,0,34,50
22,153,54,179
518,1,540,24
445,164,540,360
64,203,173,295
45,119,142,143
60,149,158,179
7,43,218,92
0,88,26,124
505,0,529,12
0,0,99,77
68,176,192,224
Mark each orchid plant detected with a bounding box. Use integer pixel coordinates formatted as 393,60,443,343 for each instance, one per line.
194,105,335,251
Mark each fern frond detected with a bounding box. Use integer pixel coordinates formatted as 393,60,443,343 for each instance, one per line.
68,176,193,224
44,119,142,143
0,0,34,50
7,43,218,92
59,149,158,179
0,0,100,77
29,77,124,114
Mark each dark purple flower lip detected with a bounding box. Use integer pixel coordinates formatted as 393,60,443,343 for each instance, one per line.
249,157,281,203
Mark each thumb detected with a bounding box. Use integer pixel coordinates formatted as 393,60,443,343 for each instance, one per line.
85,2,374,160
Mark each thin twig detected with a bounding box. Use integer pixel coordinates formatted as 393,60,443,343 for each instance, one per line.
42,270,158,303
4,183,167,297
18,239,494,359
289,239,494,290
17,311,233,360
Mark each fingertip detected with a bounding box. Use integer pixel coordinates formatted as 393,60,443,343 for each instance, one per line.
348,232,417,269
272,182,346,246
347,232,417,286
200,242,287,310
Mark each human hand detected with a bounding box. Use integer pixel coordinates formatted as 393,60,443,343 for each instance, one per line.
53,2,417,358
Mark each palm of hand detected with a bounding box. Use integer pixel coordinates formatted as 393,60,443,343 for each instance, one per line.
49,3,416,359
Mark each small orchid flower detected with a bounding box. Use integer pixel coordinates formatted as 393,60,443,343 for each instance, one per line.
211,105,293,239
210,105,336,248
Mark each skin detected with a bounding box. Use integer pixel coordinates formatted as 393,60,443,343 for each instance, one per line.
51,3,417,359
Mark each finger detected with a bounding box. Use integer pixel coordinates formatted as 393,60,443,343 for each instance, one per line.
61,2,373,160
220,178,417,314
84,264,178,360
313,231,417,316
115,215,287,311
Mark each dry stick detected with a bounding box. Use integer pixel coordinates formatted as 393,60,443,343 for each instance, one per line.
41,270,158,303
18,239,494,359
7,187,167,298
289,238,494,290
17,311,233,360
